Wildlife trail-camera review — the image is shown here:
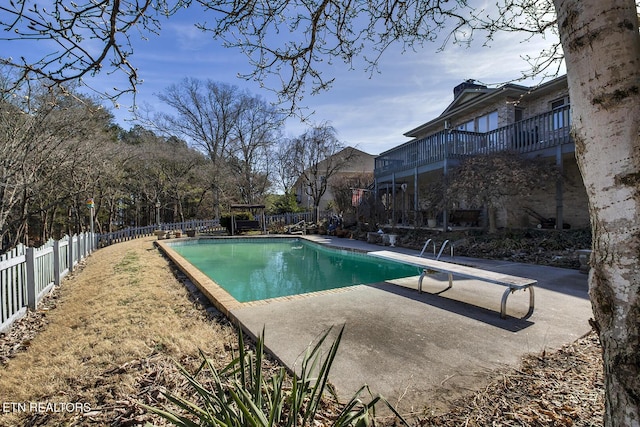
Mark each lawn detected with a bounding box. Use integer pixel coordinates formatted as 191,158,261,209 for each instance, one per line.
0,237,241,425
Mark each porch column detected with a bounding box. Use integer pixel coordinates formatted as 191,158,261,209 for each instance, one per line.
385,183,390,225
391,173,396,225
556,145,564,230
442,157,449,232
414,167,419,226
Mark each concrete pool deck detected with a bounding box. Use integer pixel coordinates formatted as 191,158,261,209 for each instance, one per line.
157,235,593,416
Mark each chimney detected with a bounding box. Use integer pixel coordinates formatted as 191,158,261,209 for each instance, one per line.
453,79,487,98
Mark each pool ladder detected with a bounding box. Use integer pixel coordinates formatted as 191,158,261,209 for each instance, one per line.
419,239,454,260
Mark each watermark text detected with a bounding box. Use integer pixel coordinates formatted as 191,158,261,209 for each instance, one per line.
2,401,92,414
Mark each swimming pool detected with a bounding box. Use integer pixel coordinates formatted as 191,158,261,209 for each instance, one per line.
168,238,420,302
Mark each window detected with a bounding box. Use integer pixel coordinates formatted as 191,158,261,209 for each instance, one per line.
515,108,524,122
551,97,570,130
457,120,475,132
457,111,498,133
478,111,498,133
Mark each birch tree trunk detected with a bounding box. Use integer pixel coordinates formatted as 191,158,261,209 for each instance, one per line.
554,0,640,425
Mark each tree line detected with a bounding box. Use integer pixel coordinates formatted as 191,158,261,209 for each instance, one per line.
0,77,349,252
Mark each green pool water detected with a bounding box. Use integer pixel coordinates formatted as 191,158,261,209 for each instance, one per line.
169,238,420,302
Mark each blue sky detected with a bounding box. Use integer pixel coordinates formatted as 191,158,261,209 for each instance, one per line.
4,5,563,156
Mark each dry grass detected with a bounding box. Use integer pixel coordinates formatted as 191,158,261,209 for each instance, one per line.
0,237,238,426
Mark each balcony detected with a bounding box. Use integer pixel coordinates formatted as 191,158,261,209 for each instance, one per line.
375,105,572,178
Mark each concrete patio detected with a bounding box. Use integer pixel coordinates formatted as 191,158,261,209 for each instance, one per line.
159,235,594,416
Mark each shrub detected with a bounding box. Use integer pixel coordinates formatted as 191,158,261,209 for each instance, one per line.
142,326,407,426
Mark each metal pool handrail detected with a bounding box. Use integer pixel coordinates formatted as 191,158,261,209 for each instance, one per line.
436,240,454,260
419,239,436,257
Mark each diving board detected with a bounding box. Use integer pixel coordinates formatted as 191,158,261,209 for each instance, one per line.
368,250,536,319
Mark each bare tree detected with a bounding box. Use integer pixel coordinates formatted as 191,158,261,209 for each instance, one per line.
0,80,115,247
0,0,187,100
154,79,283,208
0,80,214,249
328,172,374,222
153,79,242,219
161,137,210,223
273,137,299,194
288,124,355,221
115,126,210,226
0,91,32,246
197,1,488,108
91,142,137,233
226,94,283,204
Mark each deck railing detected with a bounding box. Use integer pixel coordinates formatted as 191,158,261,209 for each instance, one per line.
375,105,572,177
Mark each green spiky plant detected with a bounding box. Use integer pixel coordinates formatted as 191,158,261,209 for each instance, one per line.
142,325,408,426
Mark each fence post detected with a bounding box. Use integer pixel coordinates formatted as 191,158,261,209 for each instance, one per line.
53,240,61,285
68,235,74,273
76,233,82,263
26,247,37,310
78,233,82,260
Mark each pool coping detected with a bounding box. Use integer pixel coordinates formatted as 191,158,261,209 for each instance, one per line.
154,234,383,319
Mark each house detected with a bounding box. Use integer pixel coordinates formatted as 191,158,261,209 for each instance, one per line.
295,146,375,214
374,75,590,230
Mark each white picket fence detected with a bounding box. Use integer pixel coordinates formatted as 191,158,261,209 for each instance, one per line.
0,216,309,333
96,219,222,247
0,232,96,333
0,219,226,333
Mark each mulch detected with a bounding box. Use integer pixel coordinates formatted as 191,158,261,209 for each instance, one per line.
415,331,604,426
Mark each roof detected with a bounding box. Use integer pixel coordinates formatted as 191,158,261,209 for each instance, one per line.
401,75,568,140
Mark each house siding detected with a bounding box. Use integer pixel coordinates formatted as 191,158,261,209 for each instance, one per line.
518,87,570,118
506,158,589,229
294,147,375,212
448,101,507,131
374,75,590,230
445,86,569,133
317,150,375,211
